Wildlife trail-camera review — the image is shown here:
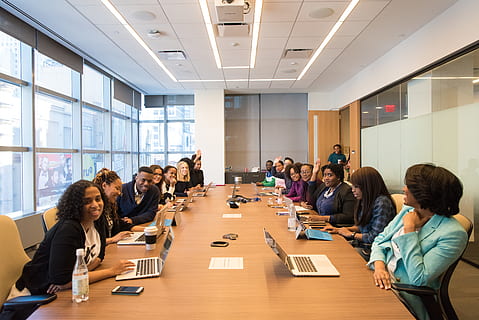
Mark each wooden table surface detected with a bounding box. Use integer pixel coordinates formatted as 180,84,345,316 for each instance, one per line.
30,185,412,319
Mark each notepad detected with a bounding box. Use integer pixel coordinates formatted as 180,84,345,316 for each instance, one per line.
209,257,244,269
222,213,242,218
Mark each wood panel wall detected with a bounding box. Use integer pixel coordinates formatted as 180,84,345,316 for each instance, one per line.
307,111,339,165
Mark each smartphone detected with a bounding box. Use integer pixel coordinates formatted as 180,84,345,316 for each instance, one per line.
276,211,289,216
111,286,144,295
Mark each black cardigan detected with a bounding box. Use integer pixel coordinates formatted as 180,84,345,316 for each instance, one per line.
307,182,355,226
17,219,106,294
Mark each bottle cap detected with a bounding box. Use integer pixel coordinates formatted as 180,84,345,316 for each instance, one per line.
76,248,85,256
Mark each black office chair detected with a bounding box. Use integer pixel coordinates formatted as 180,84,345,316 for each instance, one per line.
391,214,473,320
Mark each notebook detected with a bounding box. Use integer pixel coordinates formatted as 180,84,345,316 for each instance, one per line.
116,227,174,281
193,182,212,197
263,228,339,277
117,206,169,245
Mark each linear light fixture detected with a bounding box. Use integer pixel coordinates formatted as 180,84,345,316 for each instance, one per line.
199,0,222,68
100,0,177,82
249,0,263,68
223,66,250,69
297,0,359,81
178,78,295,82
473,78,479,84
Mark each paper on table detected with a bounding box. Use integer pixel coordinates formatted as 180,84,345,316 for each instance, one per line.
209,257,244,269
222,213,242,218
295,206,309,212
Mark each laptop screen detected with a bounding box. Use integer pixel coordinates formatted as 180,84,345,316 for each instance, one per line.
263,228,288,262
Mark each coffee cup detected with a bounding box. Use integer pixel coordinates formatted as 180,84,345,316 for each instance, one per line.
144,226,158,250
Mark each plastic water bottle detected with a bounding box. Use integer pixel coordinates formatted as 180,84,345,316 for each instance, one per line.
287,203,297,231
72,248,89,303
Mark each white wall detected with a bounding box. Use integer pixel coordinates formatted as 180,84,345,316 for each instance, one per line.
309,0,479,110
195,89,225,184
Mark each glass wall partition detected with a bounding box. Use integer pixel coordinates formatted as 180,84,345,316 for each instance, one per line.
360,45,479,265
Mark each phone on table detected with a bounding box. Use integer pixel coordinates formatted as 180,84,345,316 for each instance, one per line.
111,286,144,295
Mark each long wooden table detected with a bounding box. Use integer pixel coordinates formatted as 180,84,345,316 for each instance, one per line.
31,185,412,319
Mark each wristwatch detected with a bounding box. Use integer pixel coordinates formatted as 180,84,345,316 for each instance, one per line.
351,232,357,239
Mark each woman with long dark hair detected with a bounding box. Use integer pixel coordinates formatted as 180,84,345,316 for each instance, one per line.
324,167,396,259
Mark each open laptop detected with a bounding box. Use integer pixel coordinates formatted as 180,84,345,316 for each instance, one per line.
117,206,169,245
252,183,275,197
263,228,339,277
193,182,212,197
116,227,174,280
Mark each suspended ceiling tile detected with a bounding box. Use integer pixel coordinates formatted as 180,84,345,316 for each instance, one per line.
261,2,303,22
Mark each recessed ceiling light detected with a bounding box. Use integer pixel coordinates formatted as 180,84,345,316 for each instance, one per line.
282,69,297,74
375,106,383,109
147,30,162,38
132,10,156,21
157,50,186,60
309,7,335,19
290,62,298,65
231,42,240,47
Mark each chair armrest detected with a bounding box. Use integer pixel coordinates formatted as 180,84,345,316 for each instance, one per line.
3,294,57,309
391,283,436,296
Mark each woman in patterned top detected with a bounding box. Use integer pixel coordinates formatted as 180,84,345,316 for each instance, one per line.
323,166,396,260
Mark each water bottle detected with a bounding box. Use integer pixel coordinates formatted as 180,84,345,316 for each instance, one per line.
72,248,89,303
287,203,297,231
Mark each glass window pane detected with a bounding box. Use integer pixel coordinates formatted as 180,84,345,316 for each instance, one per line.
35,93,73,148
140,107,164,120
112,99,127,115
167,122,195,152
82,66,104,107
112,153,126,182
35,52,73,96
140,122,164,152
0,152,22,217
37,153,72,210
167,153,192,166
82,153,105,180
140,153,165,167
0,81,22,146
82,106,105,150
377,85,402,125
112,115,127,151
0,31,21,78
167,105,194,120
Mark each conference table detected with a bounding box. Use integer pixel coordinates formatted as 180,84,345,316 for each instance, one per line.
31,184,412,319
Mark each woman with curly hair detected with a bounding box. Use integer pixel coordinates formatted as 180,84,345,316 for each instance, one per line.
93,168,143,245
12,180,134,296
368,164,468,319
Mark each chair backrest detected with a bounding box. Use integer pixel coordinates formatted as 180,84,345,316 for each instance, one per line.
42,207,58,232
390,194,404,214
0,215,30,306
438,214,473,320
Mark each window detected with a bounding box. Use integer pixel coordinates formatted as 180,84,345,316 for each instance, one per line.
139,100,195,167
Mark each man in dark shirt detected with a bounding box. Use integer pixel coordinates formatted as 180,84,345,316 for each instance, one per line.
117,166,159,225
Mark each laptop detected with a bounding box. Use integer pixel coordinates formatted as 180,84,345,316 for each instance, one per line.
116,227,174,281
117,206,169,245
252,183,275,197
263,228,339,277
193,182,212,197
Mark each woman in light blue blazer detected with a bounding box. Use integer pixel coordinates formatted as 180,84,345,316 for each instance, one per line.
368,164,468,320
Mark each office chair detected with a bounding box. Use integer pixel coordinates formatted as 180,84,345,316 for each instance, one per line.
390,194,404,214
0,215,56,320
391,214,473,320
41,207,58,232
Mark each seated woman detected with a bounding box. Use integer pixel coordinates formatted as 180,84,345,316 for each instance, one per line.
175,161,193,197
323,167,396,260
302,163,355,226
159,165,177,204
190,159,204,188
93,168,144,245
369,164,468,320
11,180,134,296
285,163,308,202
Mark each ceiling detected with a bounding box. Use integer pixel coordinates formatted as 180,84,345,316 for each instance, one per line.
1,0,459,95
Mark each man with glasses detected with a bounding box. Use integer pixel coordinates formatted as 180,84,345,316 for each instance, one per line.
117,166,160,225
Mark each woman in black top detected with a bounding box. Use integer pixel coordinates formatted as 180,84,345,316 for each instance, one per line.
14,180,133,295
190,159,204,188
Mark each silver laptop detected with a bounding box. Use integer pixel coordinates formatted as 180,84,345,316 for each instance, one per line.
252,183,275,197
193,182,212,197
116,227,174,281
263,228,339,277
117,206,169,245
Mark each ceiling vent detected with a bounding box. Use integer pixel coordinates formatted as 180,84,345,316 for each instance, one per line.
215,0,245,23
283,49,313,59
217,23,250,37
157,50,186,60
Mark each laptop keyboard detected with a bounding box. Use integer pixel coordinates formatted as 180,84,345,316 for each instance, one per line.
136,257,158,276
135,233,145,242
293,256,318,273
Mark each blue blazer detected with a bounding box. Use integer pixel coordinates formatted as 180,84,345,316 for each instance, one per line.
368,206,468,319
117,180,160,225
